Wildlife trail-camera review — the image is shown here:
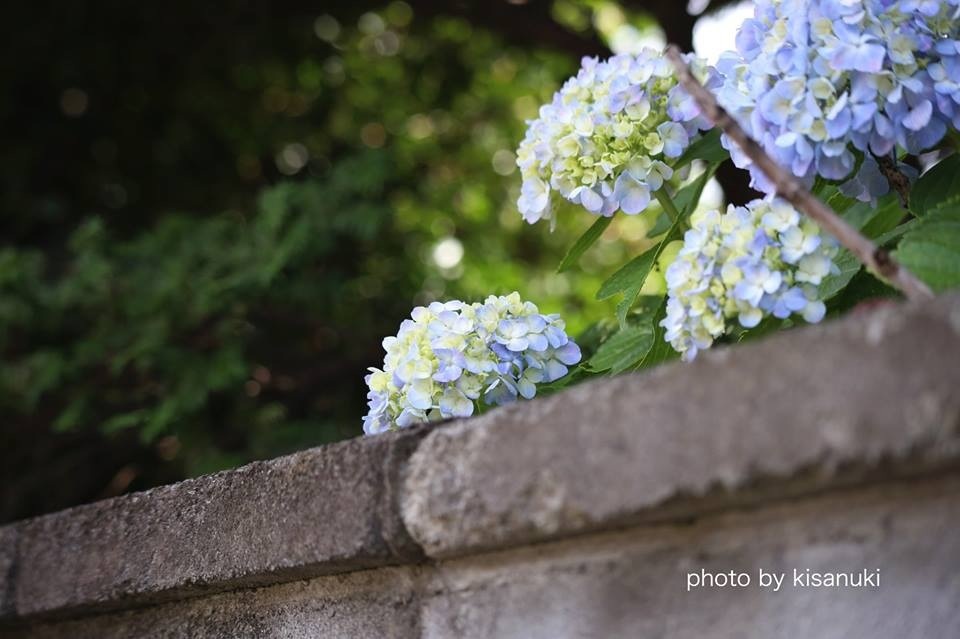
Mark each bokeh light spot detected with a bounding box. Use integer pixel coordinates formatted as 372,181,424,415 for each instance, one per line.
323,57,345,86
406,114,435,139
314,15,341,42
432,237,464,269
512,96,538,120
276,143,309,175
491,149,517,176
358,12,386,35
374,31,401,56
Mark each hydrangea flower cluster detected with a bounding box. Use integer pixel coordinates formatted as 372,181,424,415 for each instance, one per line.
516,49,716,224
717,0,960,201
661,198,839,360
363,293,581,434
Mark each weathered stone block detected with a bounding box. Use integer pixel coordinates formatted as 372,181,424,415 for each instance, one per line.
418,474,960,639
402,296,960,557
6,475,958,638
6,425,430,620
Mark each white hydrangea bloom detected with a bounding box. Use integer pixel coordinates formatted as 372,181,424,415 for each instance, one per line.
516,49,717,224
363,293,581,434
661,199,839,360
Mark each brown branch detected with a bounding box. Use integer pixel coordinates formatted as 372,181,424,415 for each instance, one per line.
665,46,934,302
875,155,911,209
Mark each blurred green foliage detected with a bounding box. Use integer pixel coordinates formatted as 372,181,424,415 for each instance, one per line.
0,1,662,520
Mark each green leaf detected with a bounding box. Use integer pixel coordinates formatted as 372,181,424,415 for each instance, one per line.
839,194,903,236
819,249,861,301
817,195,908,302
596,247,658,301
840,200,879,230
646,211,671,238
588,298,662,373
587,324,655,374
598,221,680,326
616,292,661,332
597,202,684,328
826,270,898,316
811,177,834,199
674,129,726,169
53,396,88,432
824,189,856,214
861,194,906,238
101,409,149,434
910,154,960,217
893,206,960,292
673,163,719,218
874,219,919,247
636,298,678,370
558,216,613,272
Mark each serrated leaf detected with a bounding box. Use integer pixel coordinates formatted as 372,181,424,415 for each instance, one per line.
674,129,726,169
616,290,661,329
587,324,655,374
558,215,613,272
636,298,678,369
911,154,960,217
596,247,658,301
819,249,861,301
893,206,960,292
588,297,664,375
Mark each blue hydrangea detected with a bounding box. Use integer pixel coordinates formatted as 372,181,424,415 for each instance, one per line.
516,50,717,224
661,198,839,360
363,293,581,434
717,0,960,201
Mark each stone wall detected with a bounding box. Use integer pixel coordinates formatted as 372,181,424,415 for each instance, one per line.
2,295,959,638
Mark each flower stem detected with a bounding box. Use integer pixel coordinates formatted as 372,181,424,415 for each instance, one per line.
654,188,682,226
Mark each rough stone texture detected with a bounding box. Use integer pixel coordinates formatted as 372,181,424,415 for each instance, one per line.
2,567,424,639
402,295,960,558
417,474,960,639
5,474,958,638
4,424,431,620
